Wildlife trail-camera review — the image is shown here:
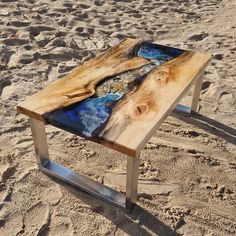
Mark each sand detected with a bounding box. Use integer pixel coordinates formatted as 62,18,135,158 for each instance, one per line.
0,0,236,235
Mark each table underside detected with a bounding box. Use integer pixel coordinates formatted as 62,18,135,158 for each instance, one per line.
17,38,211,156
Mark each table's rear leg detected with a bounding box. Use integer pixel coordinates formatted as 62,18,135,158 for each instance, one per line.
29,117,49,167
175,72,204,114
126,154,140,211
191,74,204,113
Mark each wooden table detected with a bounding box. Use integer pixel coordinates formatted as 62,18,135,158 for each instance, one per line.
17,38,211,211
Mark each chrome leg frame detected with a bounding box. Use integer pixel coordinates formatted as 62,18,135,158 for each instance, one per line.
126,154,140,210
29,118,139,211
191,74,204,112
175,73,204,114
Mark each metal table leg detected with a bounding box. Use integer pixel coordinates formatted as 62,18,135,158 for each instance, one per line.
29,118,139,211
175,72,204,114
191,73,204,112
126,154,140,210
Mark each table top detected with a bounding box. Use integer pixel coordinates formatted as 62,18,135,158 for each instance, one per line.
17,38,211,157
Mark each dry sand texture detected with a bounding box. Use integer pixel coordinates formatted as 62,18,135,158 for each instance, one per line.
0,0,236,235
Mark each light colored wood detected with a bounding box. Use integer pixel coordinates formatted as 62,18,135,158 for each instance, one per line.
17,38,149,121
17,39,211,157
98,51,211,156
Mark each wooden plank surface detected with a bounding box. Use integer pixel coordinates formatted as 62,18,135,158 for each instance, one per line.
99,51,211,156
17,39,211,157
17,38,149,120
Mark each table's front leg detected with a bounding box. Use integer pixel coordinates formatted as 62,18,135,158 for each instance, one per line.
29,117,49,167
126,154,140,211
29,117,139,211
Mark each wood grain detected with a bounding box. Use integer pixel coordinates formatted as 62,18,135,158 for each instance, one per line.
17,38,149,121
98,51,211,156
17,38,211,157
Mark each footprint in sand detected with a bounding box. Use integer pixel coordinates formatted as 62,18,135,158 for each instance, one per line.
0,78,12,99
0,214,23,236
219,91,234,110
23,203,49,235
0,47,15,68
188,32,209,41
94,0,105,7
44,214,74,236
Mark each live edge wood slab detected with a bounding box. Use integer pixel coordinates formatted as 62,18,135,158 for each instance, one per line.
17,38,211,157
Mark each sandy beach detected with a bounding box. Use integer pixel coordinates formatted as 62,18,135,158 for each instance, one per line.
0,0,236,235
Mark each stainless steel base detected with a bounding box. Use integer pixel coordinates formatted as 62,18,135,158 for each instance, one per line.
40,159,126,208
29,118,139,211
28,74,203,211
175,104,191,113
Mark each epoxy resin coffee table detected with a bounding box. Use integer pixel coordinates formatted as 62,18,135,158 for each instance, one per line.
17,39,211,211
